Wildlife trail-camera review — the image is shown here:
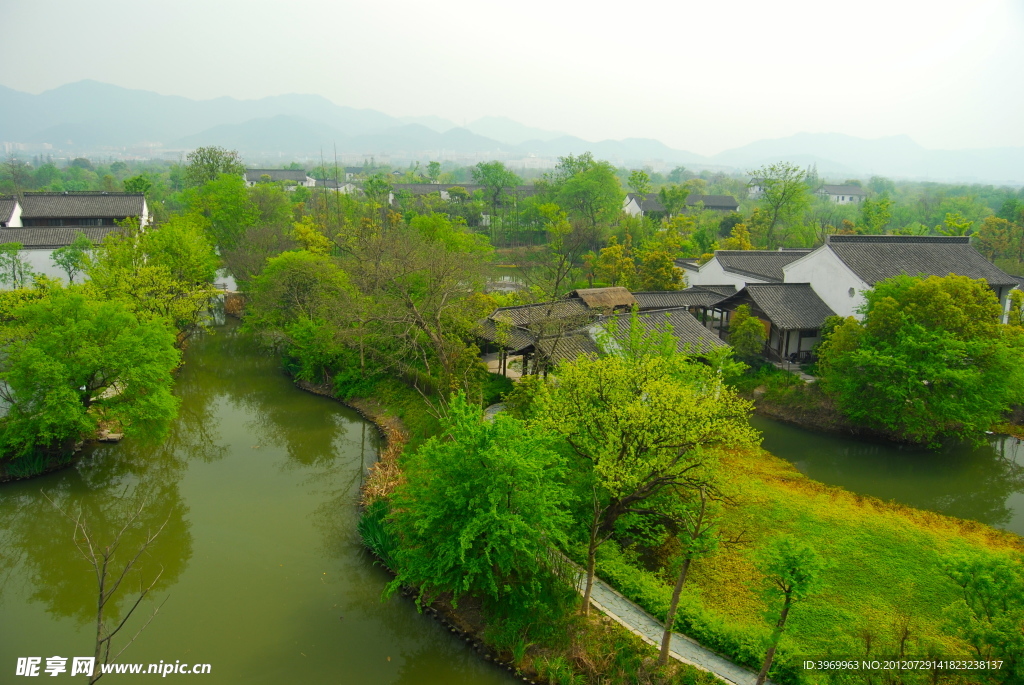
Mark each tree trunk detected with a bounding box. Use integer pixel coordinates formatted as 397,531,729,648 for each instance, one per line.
580,518,600,616
755,593,792,685
658,556,693,665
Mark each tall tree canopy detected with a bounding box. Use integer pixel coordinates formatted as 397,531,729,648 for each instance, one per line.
0,290,181,459
386,394,573,619
183,146,246,188
749,162,810,249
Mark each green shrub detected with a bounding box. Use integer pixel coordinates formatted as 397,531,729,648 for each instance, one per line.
480,372,514,407
357,499,398,570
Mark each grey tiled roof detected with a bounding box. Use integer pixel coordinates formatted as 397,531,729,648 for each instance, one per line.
819,184,866,196
0,197,17,224
245,169,309,183
825,235,1017,287
686,194,740,211
625,192,666,213
633,286,731,309
476,317,536,352
392,183,484,196
715,250,813,282
537,309,724,364
0,226,119,248
610,308,726,354
700,284,739,297
720,284,837,330
492,299,594,329
20,192,145,219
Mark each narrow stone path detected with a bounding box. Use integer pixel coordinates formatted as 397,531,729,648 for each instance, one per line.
580,574,773,685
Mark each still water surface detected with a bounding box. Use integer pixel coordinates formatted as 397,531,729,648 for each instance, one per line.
752,414,1024,536
0,321,516,684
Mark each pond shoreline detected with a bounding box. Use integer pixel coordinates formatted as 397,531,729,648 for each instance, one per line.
290,376,548,683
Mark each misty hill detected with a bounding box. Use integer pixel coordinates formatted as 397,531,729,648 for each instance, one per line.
712,132,1024,184
1,81,1021,183
463,116,566,145
0,80,705,166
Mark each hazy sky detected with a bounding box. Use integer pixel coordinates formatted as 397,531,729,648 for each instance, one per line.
2,0,1022,156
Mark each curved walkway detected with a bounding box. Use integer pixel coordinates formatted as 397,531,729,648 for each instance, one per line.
580,573,772,685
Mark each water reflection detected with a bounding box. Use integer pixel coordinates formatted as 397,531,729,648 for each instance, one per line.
752,415,1024,534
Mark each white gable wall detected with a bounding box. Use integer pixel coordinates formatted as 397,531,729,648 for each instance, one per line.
4,202,22,227
622,197,642,217
783,246,869,319
687,257,769,290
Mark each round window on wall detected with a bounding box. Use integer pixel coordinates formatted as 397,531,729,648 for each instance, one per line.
848,287,856,297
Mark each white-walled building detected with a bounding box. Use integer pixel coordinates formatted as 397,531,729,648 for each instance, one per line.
678,249,812,290
783,234,1017,318
0,192,148,285
244,169,316,188
817,184,867,204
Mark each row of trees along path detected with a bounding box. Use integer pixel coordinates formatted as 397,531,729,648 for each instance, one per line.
486,403,772,685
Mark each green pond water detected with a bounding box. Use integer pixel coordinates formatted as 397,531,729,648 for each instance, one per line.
751,414,1024,536
0,320,517,684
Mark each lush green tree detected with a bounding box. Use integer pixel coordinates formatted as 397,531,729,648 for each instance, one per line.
386,394,573,618
183,146,245,188
246,250,355,383
183,174,259,251
859,194,894,234
472,161,521,220
86,219,219,346
123,174,152,196
658,184,690,217
755,536,824,685
0,242,34,288
729,304,766,360
817,274,1024,444
942,550,1024,682
543,152,622,235
426,161,441,183
634,249,683,290
976,216,1020,262
595,236,635,287
540,349,756,615
628,169,652,217
51,232,93,284
749,162,810,249
0,289,180,459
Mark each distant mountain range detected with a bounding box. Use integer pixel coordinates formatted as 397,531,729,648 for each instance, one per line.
1,81,1022,184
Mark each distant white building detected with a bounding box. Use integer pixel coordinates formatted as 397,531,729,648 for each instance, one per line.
244,169,316,188
817,184,867,204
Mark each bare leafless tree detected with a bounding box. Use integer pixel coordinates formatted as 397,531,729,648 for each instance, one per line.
44,493,169,684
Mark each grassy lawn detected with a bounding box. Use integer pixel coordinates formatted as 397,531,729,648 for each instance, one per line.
597,445,1024,683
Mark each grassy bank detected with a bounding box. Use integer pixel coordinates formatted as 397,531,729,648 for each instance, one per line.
596,443,1024,683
